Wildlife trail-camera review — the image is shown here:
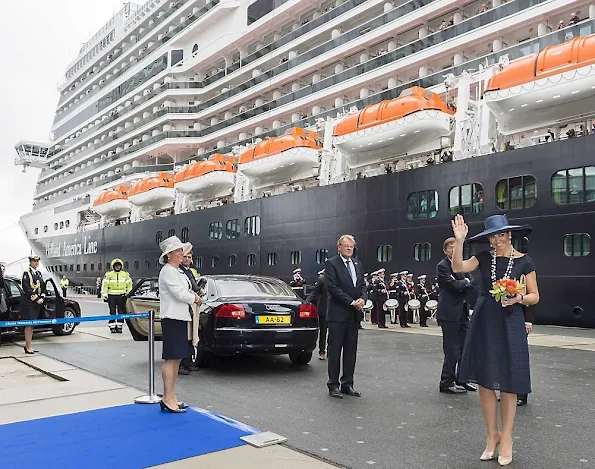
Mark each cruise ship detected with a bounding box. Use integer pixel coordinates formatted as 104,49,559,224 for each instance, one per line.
14,0,595,327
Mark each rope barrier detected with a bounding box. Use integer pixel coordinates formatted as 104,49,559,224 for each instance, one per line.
0,312,149,328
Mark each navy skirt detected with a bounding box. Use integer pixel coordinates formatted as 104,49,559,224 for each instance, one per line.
161,318,190,360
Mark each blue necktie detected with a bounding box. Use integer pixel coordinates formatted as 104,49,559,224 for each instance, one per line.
346,260,356,286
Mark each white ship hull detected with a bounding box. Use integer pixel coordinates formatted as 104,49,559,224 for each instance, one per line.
333,110,452,167
175,170,236,199
128,187,175,210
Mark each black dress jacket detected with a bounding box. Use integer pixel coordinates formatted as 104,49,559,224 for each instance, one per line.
436,257,475,321
324,255,367,322
306,275,328,316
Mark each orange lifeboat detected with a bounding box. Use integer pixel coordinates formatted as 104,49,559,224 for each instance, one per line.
174,154,237,198
238,128,321,188
92,185,131,218
333,87,454,165
484,36,595,135
128,172,175,209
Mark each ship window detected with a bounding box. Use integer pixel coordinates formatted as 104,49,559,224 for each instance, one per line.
228,255,237,267
181,227,189,243
563,233,591,257
156,260,160,270
290,250,302,265
414,243,432,261
70,265,74,272
496,175,536,210
192,44,199,54
65,220,70,228
44,225,48,233
83,264,87,271
90,263,95,271
134,261,139,270
226,219,241,239
60,221,64,229
377,245,392,263
106,262,111,271
316,249,329,264
76,264,80,271
168,229,176,238
211,256,219,268
54,223,59,230
407,190,438,219
195,257,203,269
512,237,529,253
551,166,595,205
124,261,129,270
247,253,257,266
59,266,63,272
268,252,278,265
156,231,163,245
244,216,261,237
463,243,479,260
35,228,38,235
209,222,223,240
449,183,484,215
144,260,150,269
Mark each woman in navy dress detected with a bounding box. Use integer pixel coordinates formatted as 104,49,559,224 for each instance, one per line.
451,214,540,466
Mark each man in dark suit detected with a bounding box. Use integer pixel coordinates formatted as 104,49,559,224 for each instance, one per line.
325,235,367,398
306,269,328,360
436,237,477,394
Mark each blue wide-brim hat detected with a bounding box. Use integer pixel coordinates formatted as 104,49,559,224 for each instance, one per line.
467,214,532,243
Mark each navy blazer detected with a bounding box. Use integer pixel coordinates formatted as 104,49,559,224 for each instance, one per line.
436,257,475,321
324,255,367,322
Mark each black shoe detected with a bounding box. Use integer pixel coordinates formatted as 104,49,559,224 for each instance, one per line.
456,382,478,392
23,347,37,355
160,400,186,413
420,324,429,328
401,323,411,328
109,328,117,334
178,367,190,375
517,398,527,407
329,388,344,398
178,402,189,409
440,385,467,394
340,386,362,397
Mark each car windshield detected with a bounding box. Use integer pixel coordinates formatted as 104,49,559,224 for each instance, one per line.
215,278,296,298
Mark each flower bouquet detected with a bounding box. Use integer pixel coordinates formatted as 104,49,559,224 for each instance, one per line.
489,279,524,308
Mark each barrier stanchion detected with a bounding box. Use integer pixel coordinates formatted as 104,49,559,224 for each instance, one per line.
135,310,161,404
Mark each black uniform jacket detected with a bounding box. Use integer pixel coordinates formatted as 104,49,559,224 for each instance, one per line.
324,255,367,322
436,257,475,321
306,275,328,316
21,268,46,316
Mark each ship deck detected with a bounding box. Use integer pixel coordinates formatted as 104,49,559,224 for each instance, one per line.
1,296,593,469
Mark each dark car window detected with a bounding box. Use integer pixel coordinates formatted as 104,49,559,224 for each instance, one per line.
215,278,296,298
6,280,21,297
132,279,159,299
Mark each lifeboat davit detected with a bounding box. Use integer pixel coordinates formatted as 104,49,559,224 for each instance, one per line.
485,36,595,135
238,128,321,189
333,87,454,166
92,185,131,218
174,154,237,199
128,172,175,210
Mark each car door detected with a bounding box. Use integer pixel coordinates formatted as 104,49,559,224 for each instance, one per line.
125,278,161,340
42,279,65,320
3,279,23,321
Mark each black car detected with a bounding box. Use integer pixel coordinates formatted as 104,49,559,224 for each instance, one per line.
1,276,81,336
126,275,319,366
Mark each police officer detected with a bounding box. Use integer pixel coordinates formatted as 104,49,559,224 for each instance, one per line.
101,258,132,333
290,268,307,299
368,271,378,324
179,247,200,374
60,276,69,297
396,271,411,328
21,255,46,354
372,268,388,328
416,275,431,328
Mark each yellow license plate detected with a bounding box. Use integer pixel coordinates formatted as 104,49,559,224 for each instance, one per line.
256,315,291,325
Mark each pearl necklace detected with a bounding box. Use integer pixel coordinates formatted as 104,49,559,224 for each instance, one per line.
491,246,515,284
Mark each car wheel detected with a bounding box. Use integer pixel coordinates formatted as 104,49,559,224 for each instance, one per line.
52,308,77,336
289,351,313,366
194,342,214,368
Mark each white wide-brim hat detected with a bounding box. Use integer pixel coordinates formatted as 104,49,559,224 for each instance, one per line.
159,236,192,265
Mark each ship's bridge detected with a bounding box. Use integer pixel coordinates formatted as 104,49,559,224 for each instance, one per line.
14,140,53,169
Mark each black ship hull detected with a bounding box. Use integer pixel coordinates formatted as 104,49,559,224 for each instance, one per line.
32,137,595,328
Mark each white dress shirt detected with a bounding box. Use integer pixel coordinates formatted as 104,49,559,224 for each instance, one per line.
158,263,195,321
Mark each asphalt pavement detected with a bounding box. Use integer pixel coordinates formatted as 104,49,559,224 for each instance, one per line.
24,298,595,469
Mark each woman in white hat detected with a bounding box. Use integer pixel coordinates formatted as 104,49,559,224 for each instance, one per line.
158,236,201,413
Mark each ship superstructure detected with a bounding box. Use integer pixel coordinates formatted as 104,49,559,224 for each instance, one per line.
13,0,595,326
